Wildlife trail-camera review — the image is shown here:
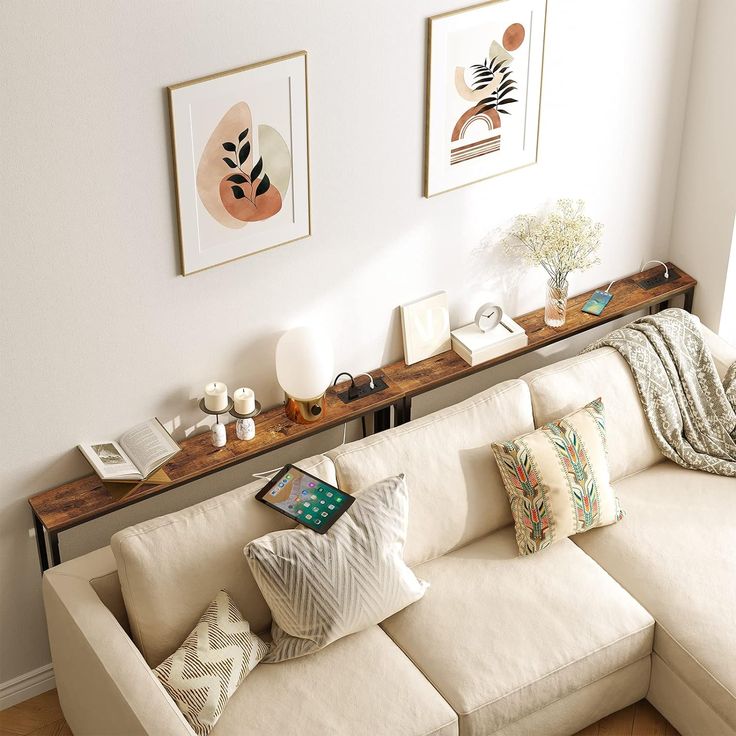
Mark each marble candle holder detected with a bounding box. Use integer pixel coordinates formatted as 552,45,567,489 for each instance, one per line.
230,400,262,441
199,396,234,448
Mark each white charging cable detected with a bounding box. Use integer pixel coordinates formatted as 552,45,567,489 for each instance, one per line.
640,260,669,279
354,372,375,389
251,423,349,480
252,468,281,481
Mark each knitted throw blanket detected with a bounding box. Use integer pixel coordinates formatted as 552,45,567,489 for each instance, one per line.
583,308,736,477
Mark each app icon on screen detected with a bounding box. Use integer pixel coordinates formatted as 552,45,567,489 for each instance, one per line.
328,504,335,510
315,519,322,525
327,492,333,497
321,512,328,517
306,514,313,520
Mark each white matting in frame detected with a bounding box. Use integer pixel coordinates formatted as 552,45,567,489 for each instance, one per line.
169,52,310,275
425,0,547,197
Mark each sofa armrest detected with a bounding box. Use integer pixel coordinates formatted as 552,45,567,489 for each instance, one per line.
43,546,194,736
697,320,736,380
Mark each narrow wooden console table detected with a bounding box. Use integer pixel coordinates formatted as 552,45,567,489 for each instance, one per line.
29,262,695,571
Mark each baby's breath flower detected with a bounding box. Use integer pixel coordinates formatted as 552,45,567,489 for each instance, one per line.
502,199,602,287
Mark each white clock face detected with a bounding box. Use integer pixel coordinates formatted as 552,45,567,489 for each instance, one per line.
475,303,503,333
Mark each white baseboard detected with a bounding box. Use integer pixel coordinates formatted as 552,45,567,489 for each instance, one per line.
0,663,55,710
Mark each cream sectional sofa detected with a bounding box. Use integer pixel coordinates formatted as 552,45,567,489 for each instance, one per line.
43,322,736,736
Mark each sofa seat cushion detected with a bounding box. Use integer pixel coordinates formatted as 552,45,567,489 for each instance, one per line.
380,528,653,736
522,347,663,481
111,454,336,667
572,461,736,730
209,625,458,736
327,380,534,567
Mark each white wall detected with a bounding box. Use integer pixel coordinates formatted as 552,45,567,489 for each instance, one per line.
670,0,736,333
0,0,697,684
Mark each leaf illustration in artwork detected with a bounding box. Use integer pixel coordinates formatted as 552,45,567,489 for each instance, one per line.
238,128,249,142
231,186,246,199
222,157,237,168
222,142,237,152
499,108,512,114
239,141,250,165
227,174,247,184
255,173,270,198
499,98,518,106
250,157,263,181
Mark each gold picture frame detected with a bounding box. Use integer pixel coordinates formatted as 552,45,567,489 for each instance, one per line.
424,0,547,197
168,51,311,275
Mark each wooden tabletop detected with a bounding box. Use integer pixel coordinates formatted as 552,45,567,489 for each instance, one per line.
29,368,403,534
383,261,696,396
29,261,695,535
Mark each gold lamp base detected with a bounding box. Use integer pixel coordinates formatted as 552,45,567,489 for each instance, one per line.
284,394,326,424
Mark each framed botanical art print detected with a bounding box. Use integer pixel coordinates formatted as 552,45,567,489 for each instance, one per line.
424,0,547,197
168,52,310,275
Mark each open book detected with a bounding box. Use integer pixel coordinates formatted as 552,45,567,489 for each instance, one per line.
78,418,181,482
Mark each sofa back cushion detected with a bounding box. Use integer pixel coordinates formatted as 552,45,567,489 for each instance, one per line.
111,454,336,668
521,347,662,480
326,379,534,567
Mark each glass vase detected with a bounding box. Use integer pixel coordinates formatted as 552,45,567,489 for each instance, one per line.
545,278,569,327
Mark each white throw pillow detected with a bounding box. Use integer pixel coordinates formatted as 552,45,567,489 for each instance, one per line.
244,474,427,662
154,590,268,736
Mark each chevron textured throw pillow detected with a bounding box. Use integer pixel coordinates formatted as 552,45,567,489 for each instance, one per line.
245,474,427,663
154,590,268,736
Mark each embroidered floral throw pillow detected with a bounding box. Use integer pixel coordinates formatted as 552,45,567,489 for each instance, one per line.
492,398,623,555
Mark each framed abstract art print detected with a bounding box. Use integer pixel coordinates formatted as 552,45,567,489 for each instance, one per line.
168,52,311,275
424,0,547,197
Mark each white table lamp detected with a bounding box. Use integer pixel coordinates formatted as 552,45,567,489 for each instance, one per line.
276,326,334,423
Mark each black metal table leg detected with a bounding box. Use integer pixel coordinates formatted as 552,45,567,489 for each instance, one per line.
49,531,61,567
683,287,694,313
33,513,49,574
394,396,413,426
373,406,392,433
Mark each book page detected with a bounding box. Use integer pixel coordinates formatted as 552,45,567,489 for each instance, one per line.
78,441,141,480
119,419,180,478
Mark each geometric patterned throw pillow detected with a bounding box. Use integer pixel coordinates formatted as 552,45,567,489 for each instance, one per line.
492,398,623,556
244,474,428,663
153,590,268,736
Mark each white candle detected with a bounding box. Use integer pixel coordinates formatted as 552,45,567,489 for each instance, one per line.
204,382,228,412
234,387,255,415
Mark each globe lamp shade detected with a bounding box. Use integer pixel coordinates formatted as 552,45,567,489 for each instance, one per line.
275,326,334,423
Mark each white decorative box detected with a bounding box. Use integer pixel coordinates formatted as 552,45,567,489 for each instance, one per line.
451,315,528,367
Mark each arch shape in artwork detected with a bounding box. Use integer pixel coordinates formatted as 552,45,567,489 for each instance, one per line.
451,104,502,143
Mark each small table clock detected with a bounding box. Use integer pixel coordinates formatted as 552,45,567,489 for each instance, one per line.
474,303,504,333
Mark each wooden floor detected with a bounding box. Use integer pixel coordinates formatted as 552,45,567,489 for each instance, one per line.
573,700,680,736
0,690,70,736
1,690,678,736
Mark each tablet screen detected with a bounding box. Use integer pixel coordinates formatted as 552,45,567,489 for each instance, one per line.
256,464,354,533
